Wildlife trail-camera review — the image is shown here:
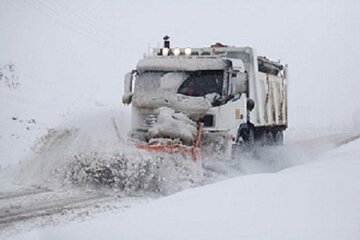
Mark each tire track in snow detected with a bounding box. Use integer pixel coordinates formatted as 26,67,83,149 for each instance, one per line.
0,192,115,228
335,134,360,147
288,133,360,152
0,188,50,200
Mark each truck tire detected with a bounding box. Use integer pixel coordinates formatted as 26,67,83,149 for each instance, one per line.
272,131,284,145
265,131,274,145
254,129,272,146
233,123,255,154
236,123,254,145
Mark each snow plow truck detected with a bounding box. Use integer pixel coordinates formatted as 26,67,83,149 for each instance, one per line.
122,36,288,160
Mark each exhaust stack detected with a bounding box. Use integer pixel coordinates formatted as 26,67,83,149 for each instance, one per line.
163,35,170,48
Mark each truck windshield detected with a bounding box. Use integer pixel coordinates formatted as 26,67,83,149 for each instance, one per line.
177,70,223,97
134,70,223,97
134,71,187,94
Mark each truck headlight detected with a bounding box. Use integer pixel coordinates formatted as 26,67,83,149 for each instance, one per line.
173,48,181,56
184,48,192,56
162,48,169,56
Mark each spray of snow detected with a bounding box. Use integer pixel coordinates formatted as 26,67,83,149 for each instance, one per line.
6,109,202,195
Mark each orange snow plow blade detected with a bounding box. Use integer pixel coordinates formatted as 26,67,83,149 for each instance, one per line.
136,122,203,161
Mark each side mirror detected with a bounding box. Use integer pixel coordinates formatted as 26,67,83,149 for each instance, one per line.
122,71,135,104
231,72,247,95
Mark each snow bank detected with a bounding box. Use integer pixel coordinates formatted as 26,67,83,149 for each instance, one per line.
11,140,360,240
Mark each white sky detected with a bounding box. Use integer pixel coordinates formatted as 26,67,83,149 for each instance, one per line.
1,0,360,129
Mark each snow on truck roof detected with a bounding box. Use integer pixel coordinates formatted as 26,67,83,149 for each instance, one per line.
137,45,284,74
136,57,229,73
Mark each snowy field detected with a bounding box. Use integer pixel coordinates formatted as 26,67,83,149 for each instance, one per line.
1,0,360,239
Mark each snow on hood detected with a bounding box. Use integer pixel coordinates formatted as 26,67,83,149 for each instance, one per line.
133,93,212,120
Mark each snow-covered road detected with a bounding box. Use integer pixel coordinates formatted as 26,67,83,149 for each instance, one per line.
11,138,360,240
1,133,359,240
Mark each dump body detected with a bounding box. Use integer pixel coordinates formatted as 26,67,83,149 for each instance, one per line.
123,43,288,157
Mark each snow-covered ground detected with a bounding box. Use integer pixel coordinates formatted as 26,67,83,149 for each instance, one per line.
9,138,360,240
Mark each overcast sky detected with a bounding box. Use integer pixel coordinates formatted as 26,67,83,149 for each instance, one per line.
1,0,360,129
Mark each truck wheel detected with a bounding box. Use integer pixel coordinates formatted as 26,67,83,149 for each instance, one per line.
273,131,284,145
236,123,254,144
234,123,255,152
265,131,274,145
254,130,273,146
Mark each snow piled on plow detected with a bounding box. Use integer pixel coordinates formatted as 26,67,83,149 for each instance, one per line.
148,107,197,145
67,151,202,194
